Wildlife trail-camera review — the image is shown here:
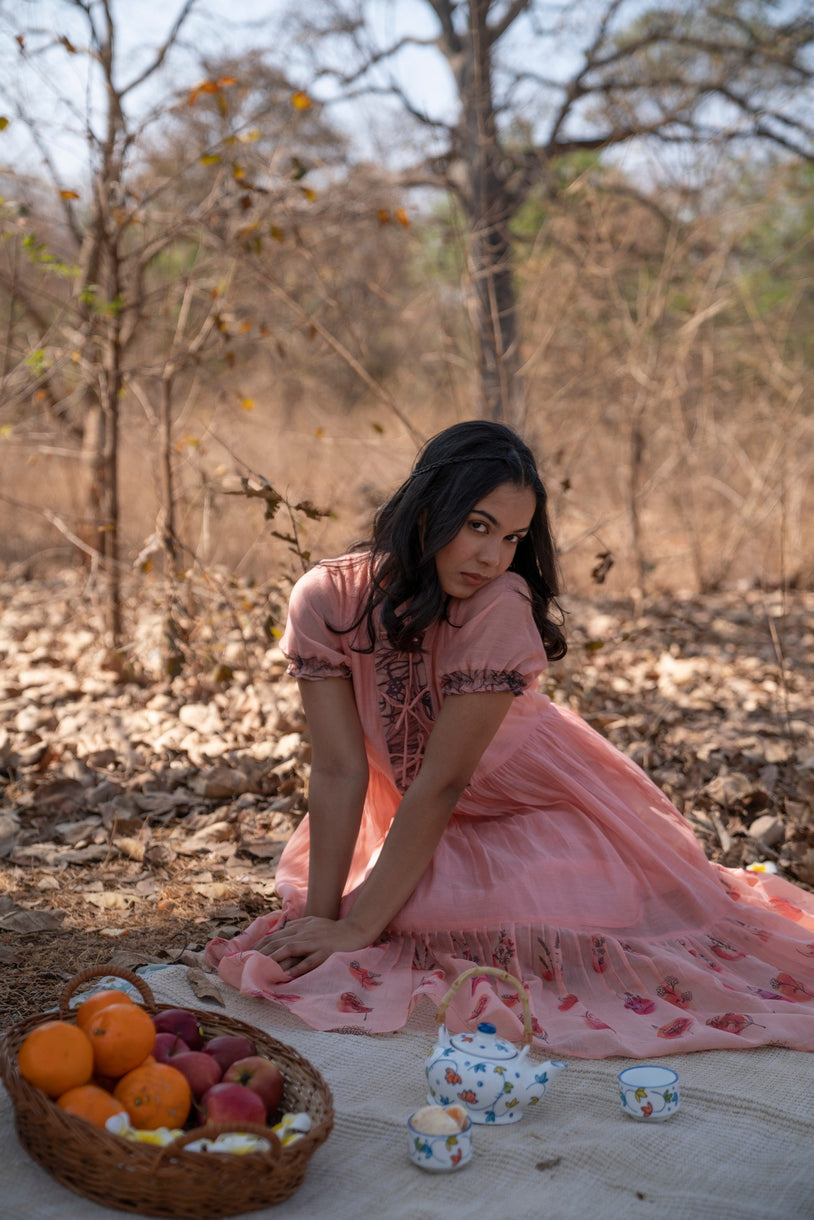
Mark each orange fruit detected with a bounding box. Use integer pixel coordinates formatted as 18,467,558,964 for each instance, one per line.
92,1072,121,1093
17,1021,94,1098
85,1003,155,1078
94,1053,154,1091
113,1061,192,1130
56,1083,128,1129
75,989,135,1034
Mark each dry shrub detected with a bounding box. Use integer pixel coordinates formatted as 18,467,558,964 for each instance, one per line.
3,174,812,599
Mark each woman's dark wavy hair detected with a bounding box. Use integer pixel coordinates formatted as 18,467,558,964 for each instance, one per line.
346,420,567,661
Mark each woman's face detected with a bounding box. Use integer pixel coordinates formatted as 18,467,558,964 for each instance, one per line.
434,482,536,599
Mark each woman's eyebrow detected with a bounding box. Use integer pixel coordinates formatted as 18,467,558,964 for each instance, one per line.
471,509,530,533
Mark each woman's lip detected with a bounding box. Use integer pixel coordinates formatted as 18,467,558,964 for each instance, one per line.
461,572,486,585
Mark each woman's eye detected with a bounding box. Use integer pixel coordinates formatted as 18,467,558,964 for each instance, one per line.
470,519,487,533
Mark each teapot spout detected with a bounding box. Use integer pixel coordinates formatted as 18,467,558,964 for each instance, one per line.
542,1059,568,1080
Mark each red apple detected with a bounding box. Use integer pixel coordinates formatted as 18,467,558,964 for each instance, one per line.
198,1081,266,1126
170,1050,223,1100
152,1032,190,1064
223,1056,284,1117
153,1008,203,1050
201,1034,257,1072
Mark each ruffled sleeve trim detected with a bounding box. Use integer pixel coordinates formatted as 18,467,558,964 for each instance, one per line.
441,668,528,697
286,653,352,681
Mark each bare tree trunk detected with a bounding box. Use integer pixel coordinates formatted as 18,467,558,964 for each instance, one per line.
459,0,524,423
77,290,124,648
159,377,178,570
100,269,123,647
158,374,185,678
626,400,649,596
79,400,106,559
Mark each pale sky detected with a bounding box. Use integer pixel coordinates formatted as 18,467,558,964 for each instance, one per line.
1,0,458,184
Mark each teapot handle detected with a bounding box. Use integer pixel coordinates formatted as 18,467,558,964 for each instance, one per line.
435,966,534,1048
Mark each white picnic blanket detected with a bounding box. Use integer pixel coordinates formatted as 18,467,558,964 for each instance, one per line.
2,965,813,1220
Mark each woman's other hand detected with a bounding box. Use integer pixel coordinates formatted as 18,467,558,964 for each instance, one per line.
252,915,369,978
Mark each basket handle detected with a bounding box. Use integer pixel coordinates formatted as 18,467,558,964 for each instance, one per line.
59,965,157,1017
156,1122,283,1162
435,966,534,1048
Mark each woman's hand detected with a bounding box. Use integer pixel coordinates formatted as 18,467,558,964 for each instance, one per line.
252,915,370,979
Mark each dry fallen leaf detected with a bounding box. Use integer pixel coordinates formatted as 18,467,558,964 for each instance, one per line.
704,772,754,806
187,967,225,1007
0,908,66,933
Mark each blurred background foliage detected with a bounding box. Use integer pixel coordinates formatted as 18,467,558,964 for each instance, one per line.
0,0,812,665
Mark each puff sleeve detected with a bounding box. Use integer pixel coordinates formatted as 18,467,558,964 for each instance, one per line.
279,560,355,680
434,572,546,698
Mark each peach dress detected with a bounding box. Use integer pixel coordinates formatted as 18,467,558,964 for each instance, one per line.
205,554,814,1057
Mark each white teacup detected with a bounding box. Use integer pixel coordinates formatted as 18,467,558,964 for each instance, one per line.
407,1105,473,1172
618,1064,680,1121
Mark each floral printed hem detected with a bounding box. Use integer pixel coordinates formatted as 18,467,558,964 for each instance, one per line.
205,871,814,1060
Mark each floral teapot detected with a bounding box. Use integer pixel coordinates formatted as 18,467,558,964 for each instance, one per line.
425,967,567,1125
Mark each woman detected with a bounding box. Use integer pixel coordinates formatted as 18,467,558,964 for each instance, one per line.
205,421,814,1057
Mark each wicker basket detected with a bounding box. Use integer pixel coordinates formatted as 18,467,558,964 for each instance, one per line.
0,966,334,1217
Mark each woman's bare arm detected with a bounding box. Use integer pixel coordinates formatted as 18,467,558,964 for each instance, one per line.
259,688,514,975
298,677,369,920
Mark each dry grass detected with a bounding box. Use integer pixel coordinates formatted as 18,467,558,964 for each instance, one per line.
5,392,812,600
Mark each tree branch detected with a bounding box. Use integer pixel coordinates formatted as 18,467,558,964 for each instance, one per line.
426,0,462,56
118,0,200,98
487,0,532,48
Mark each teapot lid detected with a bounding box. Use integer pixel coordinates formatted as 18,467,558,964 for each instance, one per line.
449,1022,518,1061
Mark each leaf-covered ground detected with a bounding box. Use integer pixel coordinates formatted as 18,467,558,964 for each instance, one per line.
1,569,812,1027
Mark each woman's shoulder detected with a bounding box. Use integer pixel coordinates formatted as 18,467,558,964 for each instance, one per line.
436,571,544,688
290,552,371,601
440,570,538,646
450,570,532,618
281,552,372,670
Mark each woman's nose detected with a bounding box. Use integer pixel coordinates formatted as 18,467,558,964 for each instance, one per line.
478,535,503,567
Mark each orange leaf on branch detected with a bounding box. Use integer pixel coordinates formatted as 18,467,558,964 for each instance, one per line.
187,76,236,106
